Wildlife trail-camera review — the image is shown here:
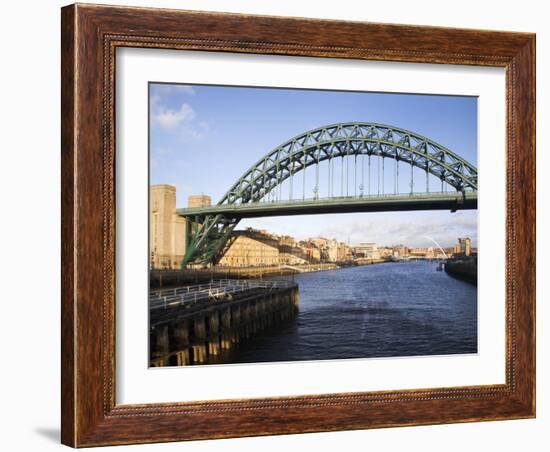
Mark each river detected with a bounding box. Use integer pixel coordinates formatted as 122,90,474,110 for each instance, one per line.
211,261,477,364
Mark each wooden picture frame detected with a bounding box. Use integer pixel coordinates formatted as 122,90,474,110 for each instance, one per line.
61,3,535,447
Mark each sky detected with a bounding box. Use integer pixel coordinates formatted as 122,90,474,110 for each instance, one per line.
149,83,478,248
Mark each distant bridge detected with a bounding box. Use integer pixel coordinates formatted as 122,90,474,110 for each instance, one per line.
178,122,478,268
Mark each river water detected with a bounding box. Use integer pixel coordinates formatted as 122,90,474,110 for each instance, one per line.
214,261,477,364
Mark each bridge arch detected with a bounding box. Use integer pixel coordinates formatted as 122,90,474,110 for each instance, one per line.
219,122,477,206
182,122,477,267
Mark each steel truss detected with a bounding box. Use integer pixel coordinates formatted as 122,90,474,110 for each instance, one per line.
181,122,478,267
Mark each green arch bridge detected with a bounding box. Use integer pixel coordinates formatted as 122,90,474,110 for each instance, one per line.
177,122,478,268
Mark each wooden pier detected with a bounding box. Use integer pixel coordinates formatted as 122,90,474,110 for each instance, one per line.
149,279,299,366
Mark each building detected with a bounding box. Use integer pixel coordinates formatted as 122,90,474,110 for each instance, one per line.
217,228,279,267
378,247,393,259
149,185,187,269
324,239,340,262
353,242,380,260
337,241,352,261
458,237,472,256
443,247,456,257
218,231,327,267
391,245,409,259
278,235,310,265
188,194,211,208
409,247,435,259
149,187,216,269
309,237,331,262
299,240,321,263
453,238,472,256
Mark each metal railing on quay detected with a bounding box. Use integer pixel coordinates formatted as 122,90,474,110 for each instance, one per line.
149,279,295,311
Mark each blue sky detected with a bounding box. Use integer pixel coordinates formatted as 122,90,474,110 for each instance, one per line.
149,83,478,248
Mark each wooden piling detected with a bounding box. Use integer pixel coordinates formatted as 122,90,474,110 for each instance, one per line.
150,282,299,366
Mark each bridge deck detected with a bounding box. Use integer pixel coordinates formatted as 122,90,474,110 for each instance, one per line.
177,191,477,218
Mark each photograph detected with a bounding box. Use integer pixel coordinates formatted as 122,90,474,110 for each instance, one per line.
148,83,479,367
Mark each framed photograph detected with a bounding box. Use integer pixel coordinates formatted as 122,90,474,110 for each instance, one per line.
61,4,536,447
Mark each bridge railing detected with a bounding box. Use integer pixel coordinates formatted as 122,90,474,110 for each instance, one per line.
149,279,296,311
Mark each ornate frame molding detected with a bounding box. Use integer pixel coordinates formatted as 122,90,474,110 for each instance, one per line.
61,4,535,446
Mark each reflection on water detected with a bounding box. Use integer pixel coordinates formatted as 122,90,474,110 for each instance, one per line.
210,261,477,364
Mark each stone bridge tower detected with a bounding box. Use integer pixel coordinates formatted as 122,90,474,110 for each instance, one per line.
150,185,187,269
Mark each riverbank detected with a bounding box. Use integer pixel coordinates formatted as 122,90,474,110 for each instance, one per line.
150,259,387,290
445,257,477,285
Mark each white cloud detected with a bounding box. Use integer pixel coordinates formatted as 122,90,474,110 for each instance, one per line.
323,211,478,247
152,103,195,129
149,84,211,140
